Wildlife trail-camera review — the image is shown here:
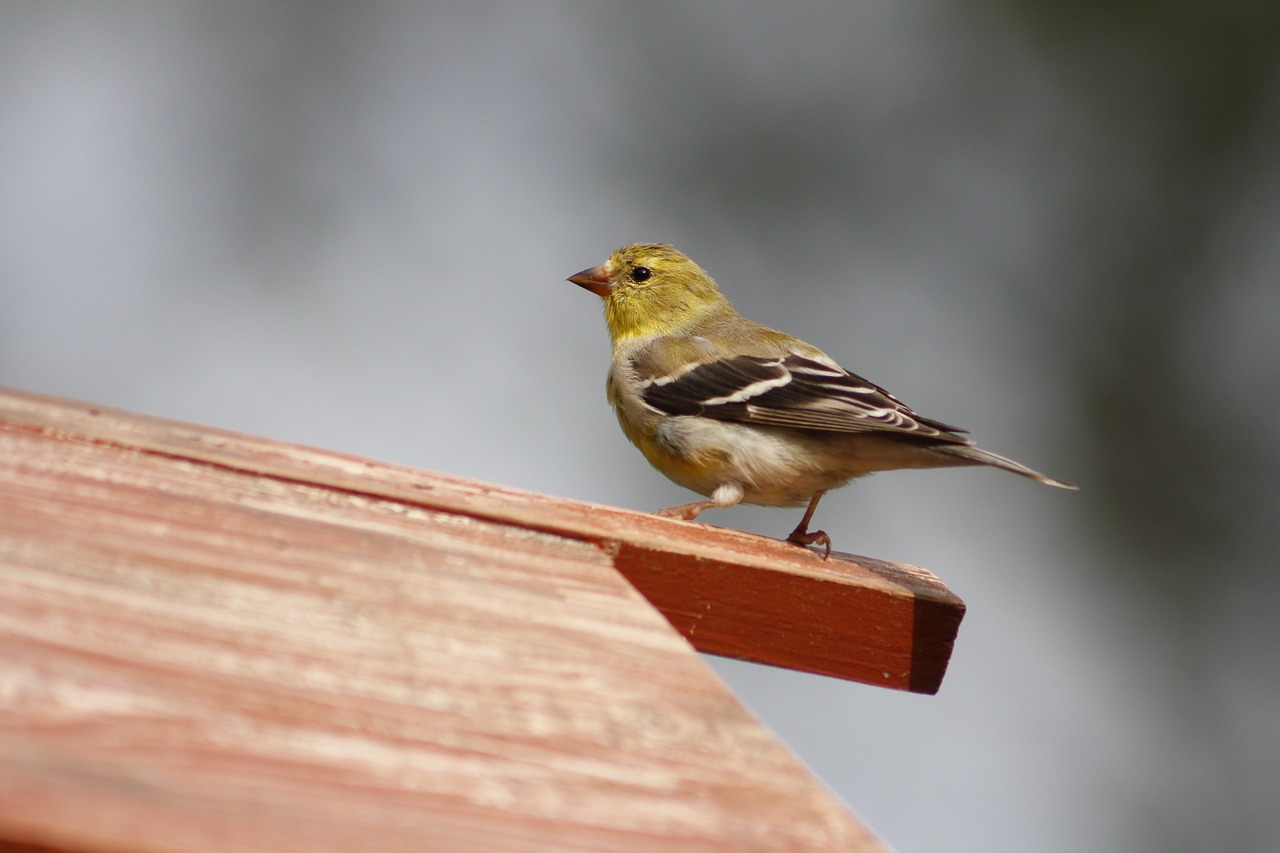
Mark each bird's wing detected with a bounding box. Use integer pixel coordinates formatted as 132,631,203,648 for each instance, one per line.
637,348,971,442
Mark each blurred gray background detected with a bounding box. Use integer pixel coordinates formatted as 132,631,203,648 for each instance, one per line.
3,2,1278,850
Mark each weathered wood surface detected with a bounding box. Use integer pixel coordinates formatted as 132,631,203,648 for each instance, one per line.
0,387,888,852
0,388,965,694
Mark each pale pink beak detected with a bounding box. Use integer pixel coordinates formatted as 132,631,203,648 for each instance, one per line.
567,264,613,297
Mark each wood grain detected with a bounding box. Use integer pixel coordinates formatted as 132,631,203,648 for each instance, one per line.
0,392,887,851
0,387,965,694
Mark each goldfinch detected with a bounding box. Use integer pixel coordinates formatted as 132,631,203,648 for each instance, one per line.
569,244,1076,557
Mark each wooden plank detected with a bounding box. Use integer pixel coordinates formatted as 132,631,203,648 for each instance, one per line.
0,413,886,852
0,387,965,692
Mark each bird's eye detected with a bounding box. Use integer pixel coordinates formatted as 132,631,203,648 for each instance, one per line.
631,266,652,283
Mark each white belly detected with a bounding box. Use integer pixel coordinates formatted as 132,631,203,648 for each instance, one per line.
652,417,892,506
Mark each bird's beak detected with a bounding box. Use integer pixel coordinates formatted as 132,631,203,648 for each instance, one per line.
567,264,614,297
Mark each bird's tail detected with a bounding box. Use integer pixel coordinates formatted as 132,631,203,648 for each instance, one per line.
934,444,1078,490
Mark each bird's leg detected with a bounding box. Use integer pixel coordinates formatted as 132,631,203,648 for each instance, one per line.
655,499,718,521
786,491,831,559
656,483,745,523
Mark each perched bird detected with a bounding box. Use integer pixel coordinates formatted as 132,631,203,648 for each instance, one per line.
568,244,1076,557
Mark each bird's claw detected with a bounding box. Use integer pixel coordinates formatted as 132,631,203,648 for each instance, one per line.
655,500,715,522
786,528,832,560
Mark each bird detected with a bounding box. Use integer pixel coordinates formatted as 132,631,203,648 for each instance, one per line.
568,243,1076,558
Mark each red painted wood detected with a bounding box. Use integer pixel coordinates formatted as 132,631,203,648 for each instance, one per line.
0,394,887,851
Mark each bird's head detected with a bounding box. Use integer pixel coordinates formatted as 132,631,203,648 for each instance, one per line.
568,244,730,345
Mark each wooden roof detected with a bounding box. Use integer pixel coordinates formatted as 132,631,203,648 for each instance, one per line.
0,387,965,851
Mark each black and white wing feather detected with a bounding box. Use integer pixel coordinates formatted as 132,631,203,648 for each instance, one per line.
640,352,972,444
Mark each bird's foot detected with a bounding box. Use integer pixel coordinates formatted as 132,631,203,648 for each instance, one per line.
786,527,832,560
655,499,717,522
785,491,831,559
